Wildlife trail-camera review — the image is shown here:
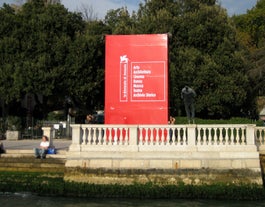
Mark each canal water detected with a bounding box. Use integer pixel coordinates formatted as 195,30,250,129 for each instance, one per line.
1,192,265,207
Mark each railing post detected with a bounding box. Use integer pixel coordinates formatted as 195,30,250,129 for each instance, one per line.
246,124,256,145
42,126,54,147
130,125,138,146
68,124,82,151
187,125,197,146
71,124,82,144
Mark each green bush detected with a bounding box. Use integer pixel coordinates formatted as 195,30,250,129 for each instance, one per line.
47,111,65,121
175,117,263,126
6,116,22,131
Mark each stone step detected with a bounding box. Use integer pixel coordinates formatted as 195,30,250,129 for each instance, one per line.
2,149,67,159
0,156,66,173
0,153,66,159
5,149,67,155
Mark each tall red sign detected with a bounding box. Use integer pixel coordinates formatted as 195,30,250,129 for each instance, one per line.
105,34,168,124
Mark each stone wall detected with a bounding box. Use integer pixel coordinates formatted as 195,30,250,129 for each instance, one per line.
64,168,262,186
64,124,263,185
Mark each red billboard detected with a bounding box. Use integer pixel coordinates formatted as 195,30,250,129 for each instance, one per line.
105,34,168,124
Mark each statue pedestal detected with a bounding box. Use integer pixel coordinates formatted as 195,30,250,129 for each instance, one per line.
6,130,21,140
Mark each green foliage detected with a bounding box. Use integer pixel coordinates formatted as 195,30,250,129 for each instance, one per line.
0,0,265,120
174,116,263,125
233,0,265,99
132,0,251,119
6,116,22,131
0,171,265,200
47,111,64,121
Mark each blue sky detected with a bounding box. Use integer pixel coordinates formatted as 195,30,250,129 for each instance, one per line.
0,0,258,19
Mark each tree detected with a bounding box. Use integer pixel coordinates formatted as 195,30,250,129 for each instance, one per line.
0,0,86,119
78,3,98,21
0,4,21,117
134,0,250,118
104,7,137,34
65,20,109,114
233,0,265,99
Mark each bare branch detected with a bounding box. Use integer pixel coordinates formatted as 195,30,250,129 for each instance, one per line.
78,3,98,21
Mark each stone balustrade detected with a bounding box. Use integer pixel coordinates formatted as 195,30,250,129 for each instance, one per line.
60,124,265,185
255,126,265,153
69,124,258,150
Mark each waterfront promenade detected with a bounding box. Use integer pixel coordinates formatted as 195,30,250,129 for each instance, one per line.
1,138,71,151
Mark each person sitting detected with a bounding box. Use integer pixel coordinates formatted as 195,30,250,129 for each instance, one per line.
34,135,49,159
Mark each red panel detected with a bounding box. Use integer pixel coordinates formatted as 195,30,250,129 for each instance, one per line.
105,34,168,124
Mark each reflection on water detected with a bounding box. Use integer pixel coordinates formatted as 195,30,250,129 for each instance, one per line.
1,192,265,207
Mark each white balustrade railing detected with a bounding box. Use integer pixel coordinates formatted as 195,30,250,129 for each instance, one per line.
138,125,188,145
79,125,134,145
70,124,259,151
255,127,265,145
255,127,265,152
196,124,248,146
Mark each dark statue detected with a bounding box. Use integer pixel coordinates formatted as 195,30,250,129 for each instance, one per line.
181,86,196,124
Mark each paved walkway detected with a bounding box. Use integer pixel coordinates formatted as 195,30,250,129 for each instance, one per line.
1,139,71,151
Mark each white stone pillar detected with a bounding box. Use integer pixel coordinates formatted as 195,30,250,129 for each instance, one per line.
246,124,256,145
129,125,138,146
42,127,54,147
187,124,197,146
68,124,82,151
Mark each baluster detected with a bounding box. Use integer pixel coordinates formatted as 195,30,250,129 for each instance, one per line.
90,127,95,145
153,128,157,145
127,127,130,144
168,127,173,144
121,128,126,144
138,128,143,145
233,128,238,145
147,128,151,144
163,128,168,144
175,128,179,144
237,127,241,144
200,127,203,145
213,127,217,145
228,127,232,144
209,128,212,144
260,129,265,144
105,128,110,145
112,127,117,145
116,128,119,145
158,128,162,144
84,127,89,145
184,127,187,145
224,127,230,144
216,128,220,145
243,127,246,144
256,129,261,145
204,128,208,144
238,127,242,144
180,128,184,145
80,127,85,145
95,128,99,145
121,127,126,144
238,128,241,145
99,127,104,145
142,128,147,145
